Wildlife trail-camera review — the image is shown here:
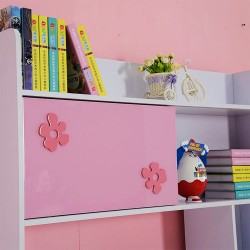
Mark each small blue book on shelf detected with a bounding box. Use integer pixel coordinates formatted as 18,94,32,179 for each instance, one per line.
0,6,21,33
48,17,59,92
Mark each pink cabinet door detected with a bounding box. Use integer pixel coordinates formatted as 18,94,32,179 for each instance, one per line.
25,222,79,250
24,98,178,219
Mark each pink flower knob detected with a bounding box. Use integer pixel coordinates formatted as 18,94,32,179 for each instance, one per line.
39,113,69,152
141,162,167,194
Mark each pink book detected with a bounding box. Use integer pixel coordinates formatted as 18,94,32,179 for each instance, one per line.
208,149,250,158
207,157,250,166
66,23,98,95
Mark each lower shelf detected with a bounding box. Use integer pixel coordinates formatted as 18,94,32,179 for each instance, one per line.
25,198,250,226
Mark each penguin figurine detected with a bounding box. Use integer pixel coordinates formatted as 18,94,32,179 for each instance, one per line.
177,139,209,202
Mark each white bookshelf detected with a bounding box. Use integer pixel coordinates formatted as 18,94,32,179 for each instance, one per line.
2,28,250,250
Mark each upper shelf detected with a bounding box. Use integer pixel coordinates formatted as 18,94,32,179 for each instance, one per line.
1,28,250,116
23,90,250,116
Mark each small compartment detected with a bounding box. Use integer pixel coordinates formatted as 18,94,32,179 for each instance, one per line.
184,206,237,250
24,97,178,219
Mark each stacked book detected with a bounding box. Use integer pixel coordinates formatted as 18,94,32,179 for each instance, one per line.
205,149,250,200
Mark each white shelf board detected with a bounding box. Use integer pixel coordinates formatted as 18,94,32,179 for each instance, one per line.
24,199,250,227
22,90,250,116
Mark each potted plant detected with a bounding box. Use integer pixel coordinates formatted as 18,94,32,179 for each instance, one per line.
138,53,181,100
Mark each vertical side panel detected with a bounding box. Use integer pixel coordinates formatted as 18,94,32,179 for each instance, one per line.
235,205,243,250
239,204,250,250
233,71,250,105
236,115,250,149
184,206,237,250
0,29,24,250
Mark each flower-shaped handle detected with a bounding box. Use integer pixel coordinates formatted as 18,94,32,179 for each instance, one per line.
141,162,167,194
39,113,69,152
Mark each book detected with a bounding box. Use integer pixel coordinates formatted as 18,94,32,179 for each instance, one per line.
77,25,106,96
48,17,58,92
0,6,23,87
0,6,21,33
66,23,98,95
32,14,40,91
21,8,32,90
207,173,250,182
207,157,250,166
206,165,250,174
205,190,250,199
206,182,250,191
208,149,250,158
39,15,49,91
57,19,67,93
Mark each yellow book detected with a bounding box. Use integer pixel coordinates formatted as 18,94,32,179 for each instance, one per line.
38,15,49,91
232,166,250,173
32,14,40,91
206,165,250,174
57,19,67,93
233,173,250,182
77,25,106,96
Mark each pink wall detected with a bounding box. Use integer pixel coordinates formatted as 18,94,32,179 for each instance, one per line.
1,0,250,73
1,0,248,249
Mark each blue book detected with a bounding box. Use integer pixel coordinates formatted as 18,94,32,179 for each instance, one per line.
235,190,250,199
0,6,21,33
206,189,250,199
21,8,32,90
48,17,58,92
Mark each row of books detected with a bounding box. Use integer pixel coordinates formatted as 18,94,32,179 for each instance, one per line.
205,149,250,200
0,5,106,95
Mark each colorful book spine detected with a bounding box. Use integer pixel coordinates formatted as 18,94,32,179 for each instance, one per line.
57,19,67,93
39,15,49,92
207,173,250,182
0,6,22,87
206,182,250,191
208,149,250,158
66,23,98,95
32,14,40,90
207,157,250,166
21,8,32,90
236,190,250,199
206,165,250,174
235,182,250,190
77,25,106,96
205,190,250,199
48,17,58,92
233,173,250,182
0,6,21,33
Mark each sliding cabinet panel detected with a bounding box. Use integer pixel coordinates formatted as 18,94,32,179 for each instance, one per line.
184,206,237,250
24,98,178,218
